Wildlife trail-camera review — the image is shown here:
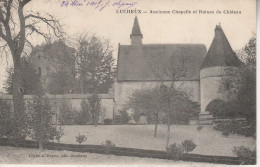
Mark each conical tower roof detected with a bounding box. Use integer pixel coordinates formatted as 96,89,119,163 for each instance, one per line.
130,16,143,38
201,24,241,69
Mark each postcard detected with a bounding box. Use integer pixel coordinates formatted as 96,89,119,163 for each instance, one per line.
0,0,256,166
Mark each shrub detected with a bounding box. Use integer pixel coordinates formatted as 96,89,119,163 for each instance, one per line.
102,140,116,154
75,133,87,144
88,94,101,126
181,140,197,153
233,146,256,165
58,101,75,125
222,129,230,137
0,100,29,146
196,125,203,132
118,110,129,124
166,143,184,160
55,127,64,143
213,119,255,137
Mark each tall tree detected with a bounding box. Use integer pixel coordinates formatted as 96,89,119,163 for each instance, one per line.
0,0,62,120
220,35,256,134
27,84,59,150
72,34,116,94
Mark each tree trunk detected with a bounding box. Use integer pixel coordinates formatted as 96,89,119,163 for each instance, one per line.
39,141,43,150
166,113,171,149
154,114,159,138
13,61,24,114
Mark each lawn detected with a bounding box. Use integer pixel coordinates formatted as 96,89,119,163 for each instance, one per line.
58,124,255,157
0,146,213,165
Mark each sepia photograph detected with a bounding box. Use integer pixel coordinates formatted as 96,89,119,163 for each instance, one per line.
0,0,256,166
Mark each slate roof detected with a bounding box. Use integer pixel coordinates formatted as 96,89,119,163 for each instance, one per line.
117,44,207,81
201,25,241,69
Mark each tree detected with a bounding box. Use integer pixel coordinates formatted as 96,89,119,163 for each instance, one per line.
127,88,162,137
0,0,63,129
58,100,75,125
87,94,101,126
27,84,59,150
72,34,116,94
3,57,40,95
75,99,91,125
47,70,75,94
160,85,199,148
220,35,256,136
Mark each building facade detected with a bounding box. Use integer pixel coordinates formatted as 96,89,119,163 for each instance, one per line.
115,17,241,117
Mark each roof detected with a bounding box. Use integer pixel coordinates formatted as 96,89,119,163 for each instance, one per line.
201,25,241,69
117,44,207,81
130,16,143,38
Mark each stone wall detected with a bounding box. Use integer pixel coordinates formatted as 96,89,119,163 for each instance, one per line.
114,80,200,115
0,94,114,124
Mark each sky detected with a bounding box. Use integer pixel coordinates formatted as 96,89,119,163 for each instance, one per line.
0,0,256,92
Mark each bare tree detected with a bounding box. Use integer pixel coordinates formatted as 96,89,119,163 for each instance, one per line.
0,0,63,116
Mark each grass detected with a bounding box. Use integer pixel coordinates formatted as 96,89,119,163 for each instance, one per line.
55,124,256,156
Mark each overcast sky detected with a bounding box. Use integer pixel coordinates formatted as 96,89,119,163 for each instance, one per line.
0,0,256,92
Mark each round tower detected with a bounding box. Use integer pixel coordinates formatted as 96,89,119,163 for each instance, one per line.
200,24,241,115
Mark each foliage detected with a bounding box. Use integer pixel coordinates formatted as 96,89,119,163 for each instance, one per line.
27,86,59,149
0,100,29,145
58,101,75,125
72,34,116,94
166,143,184,161
233,146,256,165
219,35,256,136
196,125,203,132
118,110,129,124
0,0,63,130
55,126,64,143
75,133,87,144
127,88,161,124
3,58,40,95
75,99,91,125
206,99,227,118
87,94,101,126
213,119,255,137
181,140,197,153
102,140,116,154
47,70,75,94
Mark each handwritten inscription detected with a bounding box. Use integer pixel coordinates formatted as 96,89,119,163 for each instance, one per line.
60,0,138,11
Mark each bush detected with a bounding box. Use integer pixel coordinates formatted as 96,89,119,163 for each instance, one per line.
75,133,87,144
102,140,116,154
233,146,256,165
213,119,255,137
181,140,197,153
118,110,129,124
196,125,203,132
206,99,227,118
0,100,29,146
55,127,64,143
58,101,75,125
166,143,184,160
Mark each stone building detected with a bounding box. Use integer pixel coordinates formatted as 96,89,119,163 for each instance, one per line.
115,17,241,120
30,41,75,89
